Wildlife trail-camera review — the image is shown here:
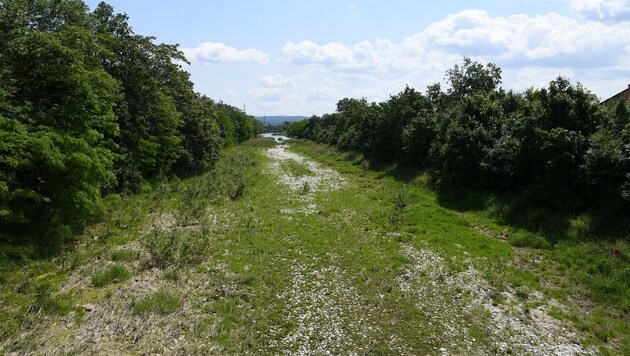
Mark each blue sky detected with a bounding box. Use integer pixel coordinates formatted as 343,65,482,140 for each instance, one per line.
85,0,630,116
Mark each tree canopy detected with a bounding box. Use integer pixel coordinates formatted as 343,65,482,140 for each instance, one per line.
288,58,630,223
0,0,262,242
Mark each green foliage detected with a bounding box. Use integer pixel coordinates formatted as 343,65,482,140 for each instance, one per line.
445,57,502,101
0,2,119,236
110,249,140,262
0,0,262,242
390,187,410,225
132,289,180,315
280,159,315,177
286,57,629,236
91,264,131,287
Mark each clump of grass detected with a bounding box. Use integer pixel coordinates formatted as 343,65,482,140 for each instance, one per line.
133,289,180,315
163,269,180,281
243,137,277,148
281,159,315,177
154,181,172,203
515,286,530,300
179,183,208,224
230,181,246,201
110,249,140,262
144,228,210,268
29,280,73,314
92,264,131,287
389,187,409,225
299,181,311,196
360,159,370,171
509,232,551,249
566,213,593,240
206,150,256,202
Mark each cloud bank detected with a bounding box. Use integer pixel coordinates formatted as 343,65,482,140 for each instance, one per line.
281,9,630,75
571,0,630,20
183,42,269,64
188,5,630,115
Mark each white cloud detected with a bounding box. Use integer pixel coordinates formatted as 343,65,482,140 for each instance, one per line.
282,40,357,66
306,78,341,100
246,74,311,103
225,89,236,98
280,9,630,95
247,7,630,114
247,87,285,101
182,42,269,64
571,0,630,20
257,74,307,88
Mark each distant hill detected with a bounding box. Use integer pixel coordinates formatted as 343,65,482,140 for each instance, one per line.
255,115,306,125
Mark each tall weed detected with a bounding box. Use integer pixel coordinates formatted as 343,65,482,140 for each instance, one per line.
144,228,210,268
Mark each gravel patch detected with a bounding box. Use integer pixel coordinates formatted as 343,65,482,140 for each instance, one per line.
397,243,594,355
265,144,346,216
268,259,409,354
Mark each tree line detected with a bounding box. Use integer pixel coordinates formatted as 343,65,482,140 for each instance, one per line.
288,58,630,231
0,0,262,241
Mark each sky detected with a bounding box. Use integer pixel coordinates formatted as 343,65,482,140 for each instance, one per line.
84,0,630,116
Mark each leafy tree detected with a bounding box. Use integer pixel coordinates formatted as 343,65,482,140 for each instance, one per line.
92,2,183,188
584,100,630,210
430,92,504,190
445,57,502,101
0,0,119,237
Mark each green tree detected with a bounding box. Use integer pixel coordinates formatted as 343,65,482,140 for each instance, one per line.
0,0,119,238
92,2,183,188
445,57,502,102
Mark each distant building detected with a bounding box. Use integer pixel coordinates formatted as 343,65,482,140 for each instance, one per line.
602,85,630,104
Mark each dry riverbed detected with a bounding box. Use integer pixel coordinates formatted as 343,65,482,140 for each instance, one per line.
1,139,605,354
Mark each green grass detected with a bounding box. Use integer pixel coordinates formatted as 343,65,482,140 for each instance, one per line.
110,249,140,262
144,228,210,268
91,264,131,287
1,139,629,354
133,289,181,315
242,137,277,148
280,159,315,177
288,140,630,353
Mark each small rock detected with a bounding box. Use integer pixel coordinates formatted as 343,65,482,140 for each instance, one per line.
83,304,96,312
